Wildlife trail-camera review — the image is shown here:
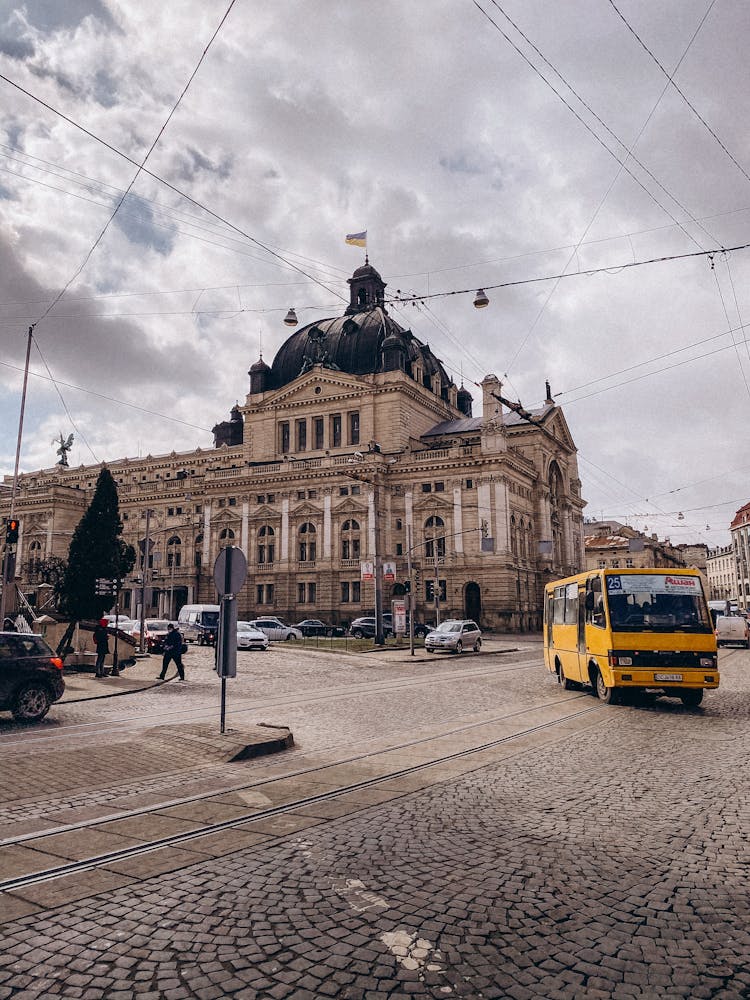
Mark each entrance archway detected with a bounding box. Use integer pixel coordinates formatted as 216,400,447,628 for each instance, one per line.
465,581,481,622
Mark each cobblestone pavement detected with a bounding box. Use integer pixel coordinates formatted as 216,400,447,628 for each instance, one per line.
0,641,748,998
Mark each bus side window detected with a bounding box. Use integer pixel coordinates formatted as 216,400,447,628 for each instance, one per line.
586,578,606,628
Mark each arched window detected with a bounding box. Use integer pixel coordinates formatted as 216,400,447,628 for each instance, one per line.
341,519,361,560
424,515,445,560
510,515,518,557
195,533,203,570
298,522,317,562
219,527,235,542
258,525,275,565
167,534,181,568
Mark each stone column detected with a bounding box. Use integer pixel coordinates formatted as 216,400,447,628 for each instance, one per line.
323,492,332,559
477,481,492,553
241,501,250,560
367,489,376,557
453,487,464,553
202,504,211,568
281,496,290,561
494,479,509,554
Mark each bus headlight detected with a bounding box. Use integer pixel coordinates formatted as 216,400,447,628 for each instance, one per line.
700,657,715,667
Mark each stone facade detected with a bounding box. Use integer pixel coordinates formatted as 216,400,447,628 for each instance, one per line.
706,544,736,603
584,521,686,572
730,502,750,610
1,263,586,632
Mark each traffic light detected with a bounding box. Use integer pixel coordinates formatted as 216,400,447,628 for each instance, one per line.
403,580,411,594
5,519,19,545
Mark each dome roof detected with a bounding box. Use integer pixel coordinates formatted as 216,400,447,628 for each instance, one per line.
264,262,452,394
249,356,271,375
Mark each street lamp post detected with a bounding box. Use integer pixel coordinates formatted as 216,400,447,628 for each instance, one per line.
138,508,153,654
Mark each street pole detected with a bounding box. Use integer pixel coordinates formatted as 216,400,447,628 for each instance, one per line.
407,523,414,656
433,544,441,626
0,325,33,625
373,482,384,646
139,508,152,654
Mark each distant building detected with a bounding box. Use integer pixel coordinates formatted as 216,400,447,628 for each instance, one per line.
674,543,708,574
584,521,685,572
1,260,586,631
730,502,750,610
706,544,736,603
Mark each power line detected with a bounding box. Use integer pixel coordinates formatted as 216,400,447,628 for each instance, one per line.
608,0,750,189
0,358,212,432
0,72,346,305
387,241,750,307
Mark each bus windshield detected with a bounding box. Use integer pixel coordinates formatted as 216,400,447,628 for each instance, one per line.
605,574,712,633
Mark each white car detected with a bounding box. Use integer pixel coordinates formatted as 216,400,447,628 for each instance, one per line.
247,617,303,641
425,619,482,654
237,622,270,650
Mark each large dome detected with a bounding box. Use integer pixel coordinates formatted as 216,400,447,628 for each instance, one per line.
264,262,452,395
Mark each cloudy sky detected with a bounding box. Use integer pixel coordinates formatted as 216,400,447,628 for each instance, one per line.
0,0,748,547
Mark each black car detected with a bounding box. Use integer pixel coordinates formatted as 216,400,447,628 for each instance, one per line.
0,632,65,722
349,616,395,639
294,619,345,637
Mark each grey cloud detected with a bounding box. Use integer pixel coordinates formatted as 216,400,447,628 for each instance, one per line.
13,0,116,33
0,33,34,59
114,198,175,256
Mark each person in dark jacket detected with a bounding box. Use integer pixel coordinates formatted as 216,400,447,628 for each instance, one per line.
159,623,185,681
93,618,110,678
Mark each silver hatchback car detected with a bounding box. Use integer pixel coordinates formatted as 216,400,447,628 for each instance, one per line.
424,619,482,654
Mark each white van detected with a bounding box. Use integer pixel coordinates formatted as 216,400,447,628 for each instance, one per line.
177,604,220,645
715,615,749,649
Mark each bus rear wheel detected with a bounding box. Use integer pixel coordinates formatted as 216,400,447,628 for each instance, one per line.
595,670,618,704
558,663,575,690
680,689,703,708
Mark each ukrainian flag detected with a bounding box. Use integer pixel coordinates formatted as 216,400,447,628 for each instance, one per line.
345,231,367,247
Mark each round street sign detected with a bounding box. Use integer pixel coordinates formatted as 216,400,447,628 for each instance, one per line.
213,545,248,596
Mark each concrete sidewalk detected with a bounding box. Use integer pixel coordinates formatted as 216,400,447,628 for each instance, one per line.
61,654,178,703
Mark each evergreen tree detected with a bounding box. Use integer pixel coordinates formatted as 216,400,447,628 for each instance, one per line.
59,467,135,625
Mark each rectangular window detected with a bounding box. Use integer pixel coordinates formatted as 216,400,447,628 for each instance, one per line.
175,507,182,515
267,494,275,503
307,490,317,499
313,417,324,450
297,491,306,500
395,519,403,530
331,413,342,448
308,582,316,603
167,507,174,516
341,581,350,603
280,422,290,454
341,580,361,603
421,483,432,493
228,497,237,507
297,582,306,603
339,486,349,497
434,482,445,492
348,411,360,445
297,582,316,603
352,580,361,602
296,419,307,452
396,542,403,556
218,499,226,508
465,479,474,489
257,495,266,504
351,485,361,496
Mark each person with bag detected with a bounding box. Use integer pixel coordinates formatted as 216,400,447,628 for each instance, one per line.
159,623,185,681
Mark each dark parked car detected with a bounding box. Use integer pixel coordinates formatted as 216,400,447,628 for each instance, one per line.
0,632,65,722
349,616,394,639
294,619,346,637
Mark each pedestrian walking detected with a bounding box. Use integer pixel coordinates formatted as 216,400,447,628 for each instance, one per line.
93,618,110,678
159,623,185,681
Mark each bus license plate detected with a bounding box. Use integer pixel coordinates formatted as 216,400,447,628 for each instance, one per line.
654,673,682,682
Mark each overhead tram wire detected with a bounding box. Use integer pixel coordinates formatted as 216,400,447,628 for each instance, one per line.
709,256,750,406
608,0,750,190
473,0,720,374
0,74,346,307
0,359,212,433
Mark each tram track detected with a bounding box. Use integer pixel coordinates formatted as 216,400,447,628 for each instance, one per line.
0,696,603,900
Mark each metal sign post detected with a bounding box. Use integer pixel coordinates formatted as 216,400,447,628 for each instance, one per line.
213,546,248,734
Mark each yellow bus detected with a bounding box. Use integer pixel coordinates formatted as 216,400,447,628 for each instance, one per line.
543,568,718,707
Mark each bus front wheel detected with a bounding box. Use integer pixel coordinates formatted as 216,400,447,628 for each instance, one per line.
680,689,703,708
595,670,618,704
